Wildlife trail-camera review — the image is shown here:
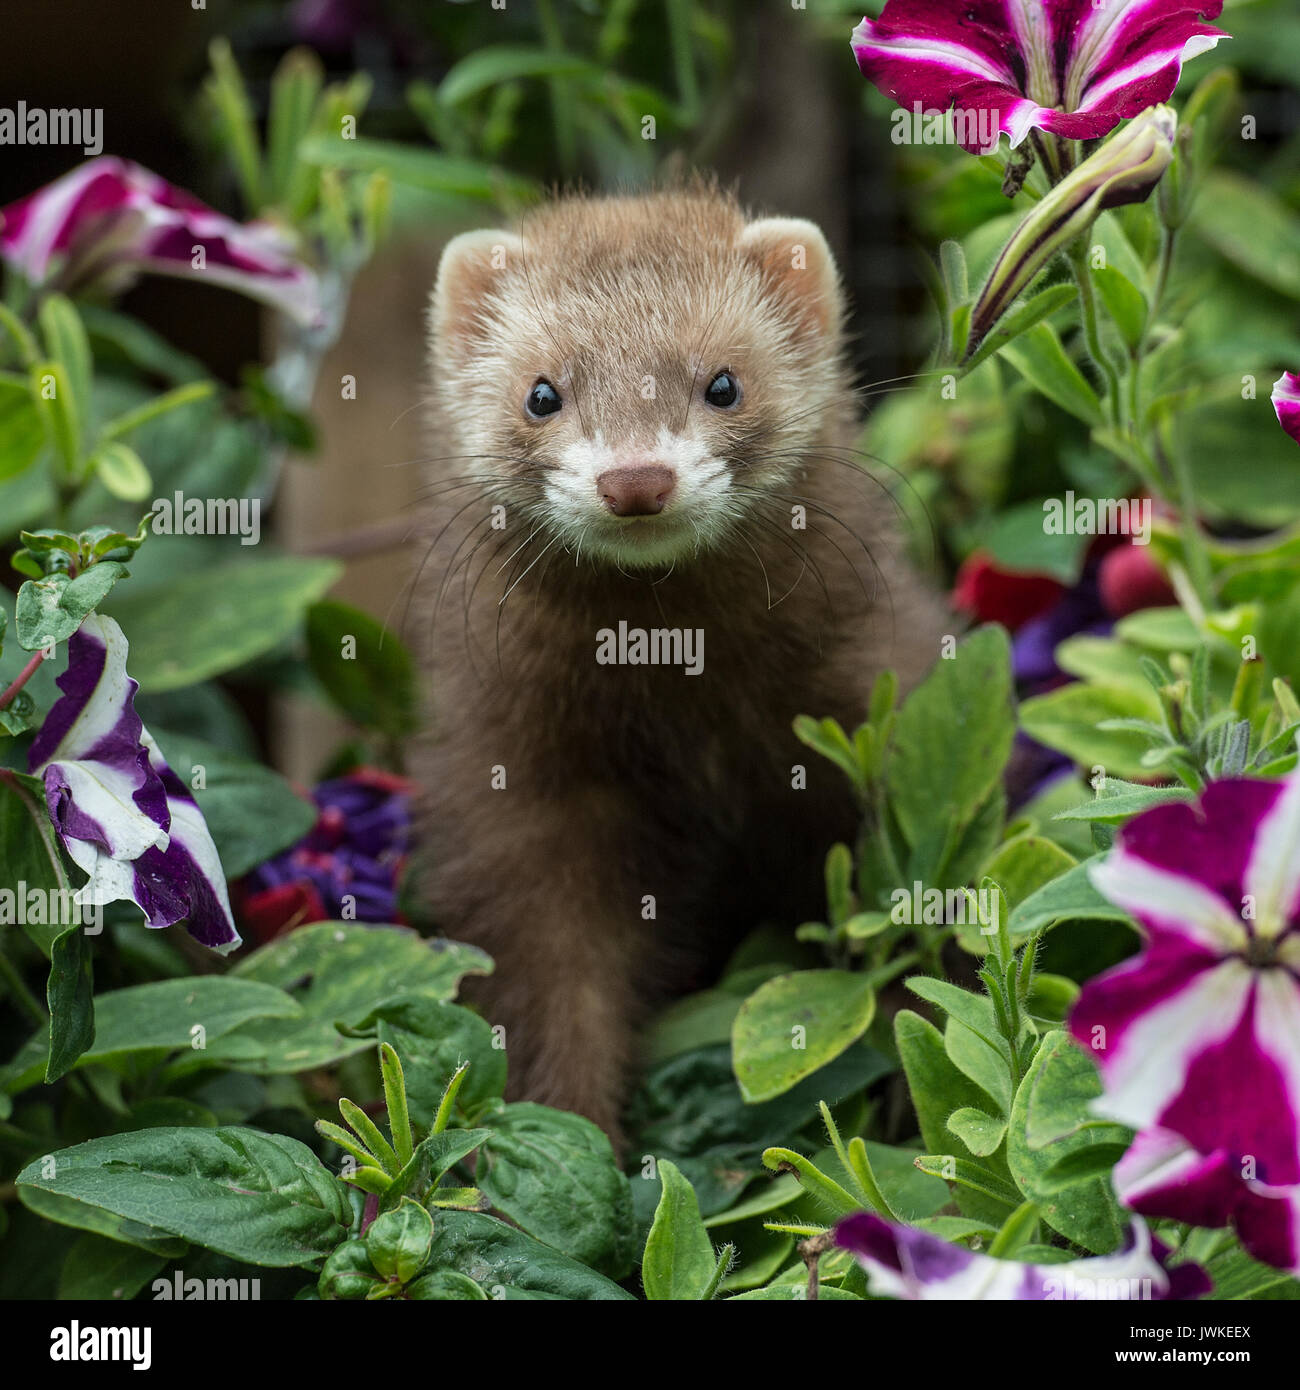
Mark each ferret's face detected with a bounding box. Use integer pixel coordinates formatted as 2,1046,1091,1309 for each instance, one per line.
430,197,846,570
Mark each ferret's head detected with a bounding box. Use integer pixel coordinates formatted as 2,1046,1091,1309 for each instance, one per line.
429,190,848,569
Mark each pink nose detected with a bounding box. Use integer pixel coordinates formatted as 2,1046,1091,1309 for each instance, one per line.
595,464,676,518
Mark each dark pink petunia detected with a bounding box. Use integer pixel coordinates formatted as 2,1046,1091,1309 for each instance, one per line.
852,0,1226,152
0,156,321,325
1272,372,1300,446
1071,775,1300,1271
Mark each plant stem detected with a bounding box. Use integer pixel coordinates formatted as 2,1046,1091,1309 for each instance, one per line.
1069,241,1123,424
0,651,45,712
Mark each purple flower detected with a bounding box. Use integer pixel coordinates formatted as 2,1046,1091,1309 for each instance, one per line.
835,1212,1208,1299
0,157,322,325
28,613,239,952
851,0,1226,153
239,769,413,940
1272,372,1300,446
1070,774,1300,1271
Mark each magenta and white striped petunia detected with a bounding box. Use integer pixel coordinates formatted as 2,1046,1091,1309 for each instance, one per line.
1070,774,1300,1271
835,1212,1209,1299
0,156,322,325
852,0,1226,152
28,613,240,952
1272,372,1300,446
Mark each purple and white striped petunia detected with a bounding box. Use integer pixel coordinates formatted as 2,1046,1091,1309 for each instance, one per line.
851,0,1226,152
834,1212,1209,1299
1070,774,1300,1271
1272,372,1300,446
0,156,321,325
28,613,240,952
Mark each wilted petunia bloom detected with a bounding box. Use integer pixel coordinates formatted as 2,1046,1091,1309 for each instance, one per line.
237,768,414,943
1071,773,1300,1270
835,1212,1209,1299
1272,372,1300,446
0,156,322,325
851,0,1225,153
28,613,240,952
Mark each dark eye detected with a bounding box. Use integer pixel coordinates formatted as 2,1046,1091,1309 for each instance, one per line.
704,370,740,409
525,379,562,419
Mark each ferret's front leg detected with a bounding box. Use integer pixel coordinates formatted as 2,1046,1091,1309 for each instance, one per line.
428,779,651,1148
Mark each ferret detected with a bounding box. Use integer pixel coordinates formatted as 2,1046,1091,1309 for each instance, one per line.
415,184,945,1145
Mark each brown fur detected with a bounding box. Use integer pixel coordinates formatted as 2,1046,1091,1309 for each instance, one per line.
413,186,945,1143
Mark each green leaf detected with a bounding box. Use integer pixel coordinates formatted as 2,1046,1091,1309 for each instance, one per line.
731,969,876,1102
946,1107,1008,1158
208,923,492,1074
296,135,536,206
91,441,152,502
46,921,94,1084
1005,1031,1128,1252
1000,322,1104,426
1091,266,1147,351
380,1128,492,1210
318,1238,378,1300
642,1159,718,1300
0,376,45,481
30,359,80,473
405,1269,487,1300
365,1197,433,1285
894,1009,1013,1225
368,995,507,1126
148,729,317,878
1191,171,1300,300
1008,856,1133,937
38,296,92,427
440,45,605,104
887,625,1014,853
421,1210,636,1300
0,769,84,958
1053,782,1195,823
15,563,129,649
1019,680,1163,780
58,1232,167,1301
1,976,301,1096
964,283,1079,373
18,1127,351,1267
981,499,1090,582
102,556,342,691
305,600,418,739
476,1102,635,1278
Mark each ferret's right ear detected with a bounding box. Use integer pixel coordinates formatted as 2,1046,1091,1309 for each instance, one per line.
431,229,522,350
739,218,842,341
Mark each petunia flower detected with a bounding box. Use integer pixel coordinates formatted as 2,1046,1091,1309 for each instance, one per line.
0,156,322,325
1272,372,1300,446
851,0,1226,153
27,613,240,952
1070,773,1300,1270
237,768,414,943
835,1212,1209,1299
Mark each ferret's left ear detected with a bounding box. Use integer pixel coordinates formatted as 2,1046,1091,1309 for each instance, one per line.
740,218,842,339
431,228,524,353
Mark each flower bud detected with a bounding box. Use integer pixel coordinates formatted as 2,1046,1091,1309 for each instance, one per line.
966,107,1177,361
